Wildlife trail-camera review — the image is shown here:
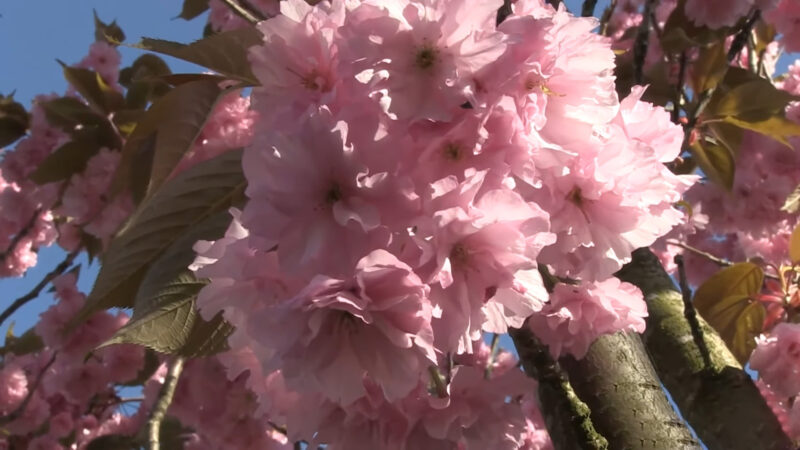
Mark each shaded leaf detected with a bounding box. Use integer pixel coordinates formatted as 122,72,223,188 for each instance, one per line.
120,54,173,109
0,94,29,147
708,80,799,122
660,0,729,53
706,121,743,158
61,64,124,114
781,183,800,213
690,138,735,190
29,132,105,184
40,97,107,132
134,27,263,84
721,115,800,148
690,41,727,93
94,10,126,44
694,262,766,364
71,149,245,327
179,0,210,20
111,79,224,202
0,328,44,356
103,212,233,355
100,272,204,353
179,311,233,357
145,80,224,198
160,73,230,86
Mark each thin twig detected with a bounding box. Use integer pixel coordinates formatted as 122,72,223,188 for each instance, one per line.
148,356,185,450
0,352,57,426
633,0,657,85
666,240,780,281
599,0,618,36
219,0,260,24
672,51,688,123
727,9,761,63
674,255,713,368
0,250,79,329
0,209,41,262
581,0,598,17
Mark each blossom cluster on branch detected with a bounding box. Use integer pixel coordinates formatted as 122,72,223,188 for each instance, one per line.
2,0,800,448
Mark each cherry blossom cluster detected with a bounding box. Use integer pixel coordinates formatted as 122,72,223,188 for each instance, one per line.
0,39,261,449
190,0,694,447
0,273,146,449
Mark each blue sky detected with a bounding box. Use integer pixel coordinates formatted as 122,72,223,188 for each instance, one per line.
0,0,798,341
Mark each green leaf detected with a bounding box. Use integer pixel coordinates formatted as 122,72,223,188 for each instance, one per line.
93,10,126,44
694,262,766,364
160,73,230,86
71,149,246,327
781,183,800,213
101,212,234,355
40,97,107,132
145,80,225,198
690,41,727,93
719,115,800,148
100,272,205,353
708,80,799,122
0,328,44,356
61,64,124,113
134,27,263,84
29,131,106,184
179,0,210,20
111,79,224,203
660,0,730,53
690,138,735,191
0,94,29,147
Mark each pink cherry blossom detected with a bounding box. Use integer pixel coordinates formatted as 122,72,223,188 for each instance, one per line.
751,323,800,398
340,0,506,121
529,278,647,358
764,0,800,52
251,249,436,404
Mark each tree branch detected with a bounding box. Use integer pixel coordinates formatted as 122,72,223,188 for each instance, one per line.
0,250,79,329
560,332,701,449
616,248,793,450
509,326,608,450
581,0,598,17
148,356,185,450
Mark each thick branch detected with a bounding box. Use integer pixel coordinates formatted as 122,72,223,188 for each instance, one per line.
616,248,793,450
148,356,185,450
0,250,78,329
509,326,608,450
560,332,701,449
